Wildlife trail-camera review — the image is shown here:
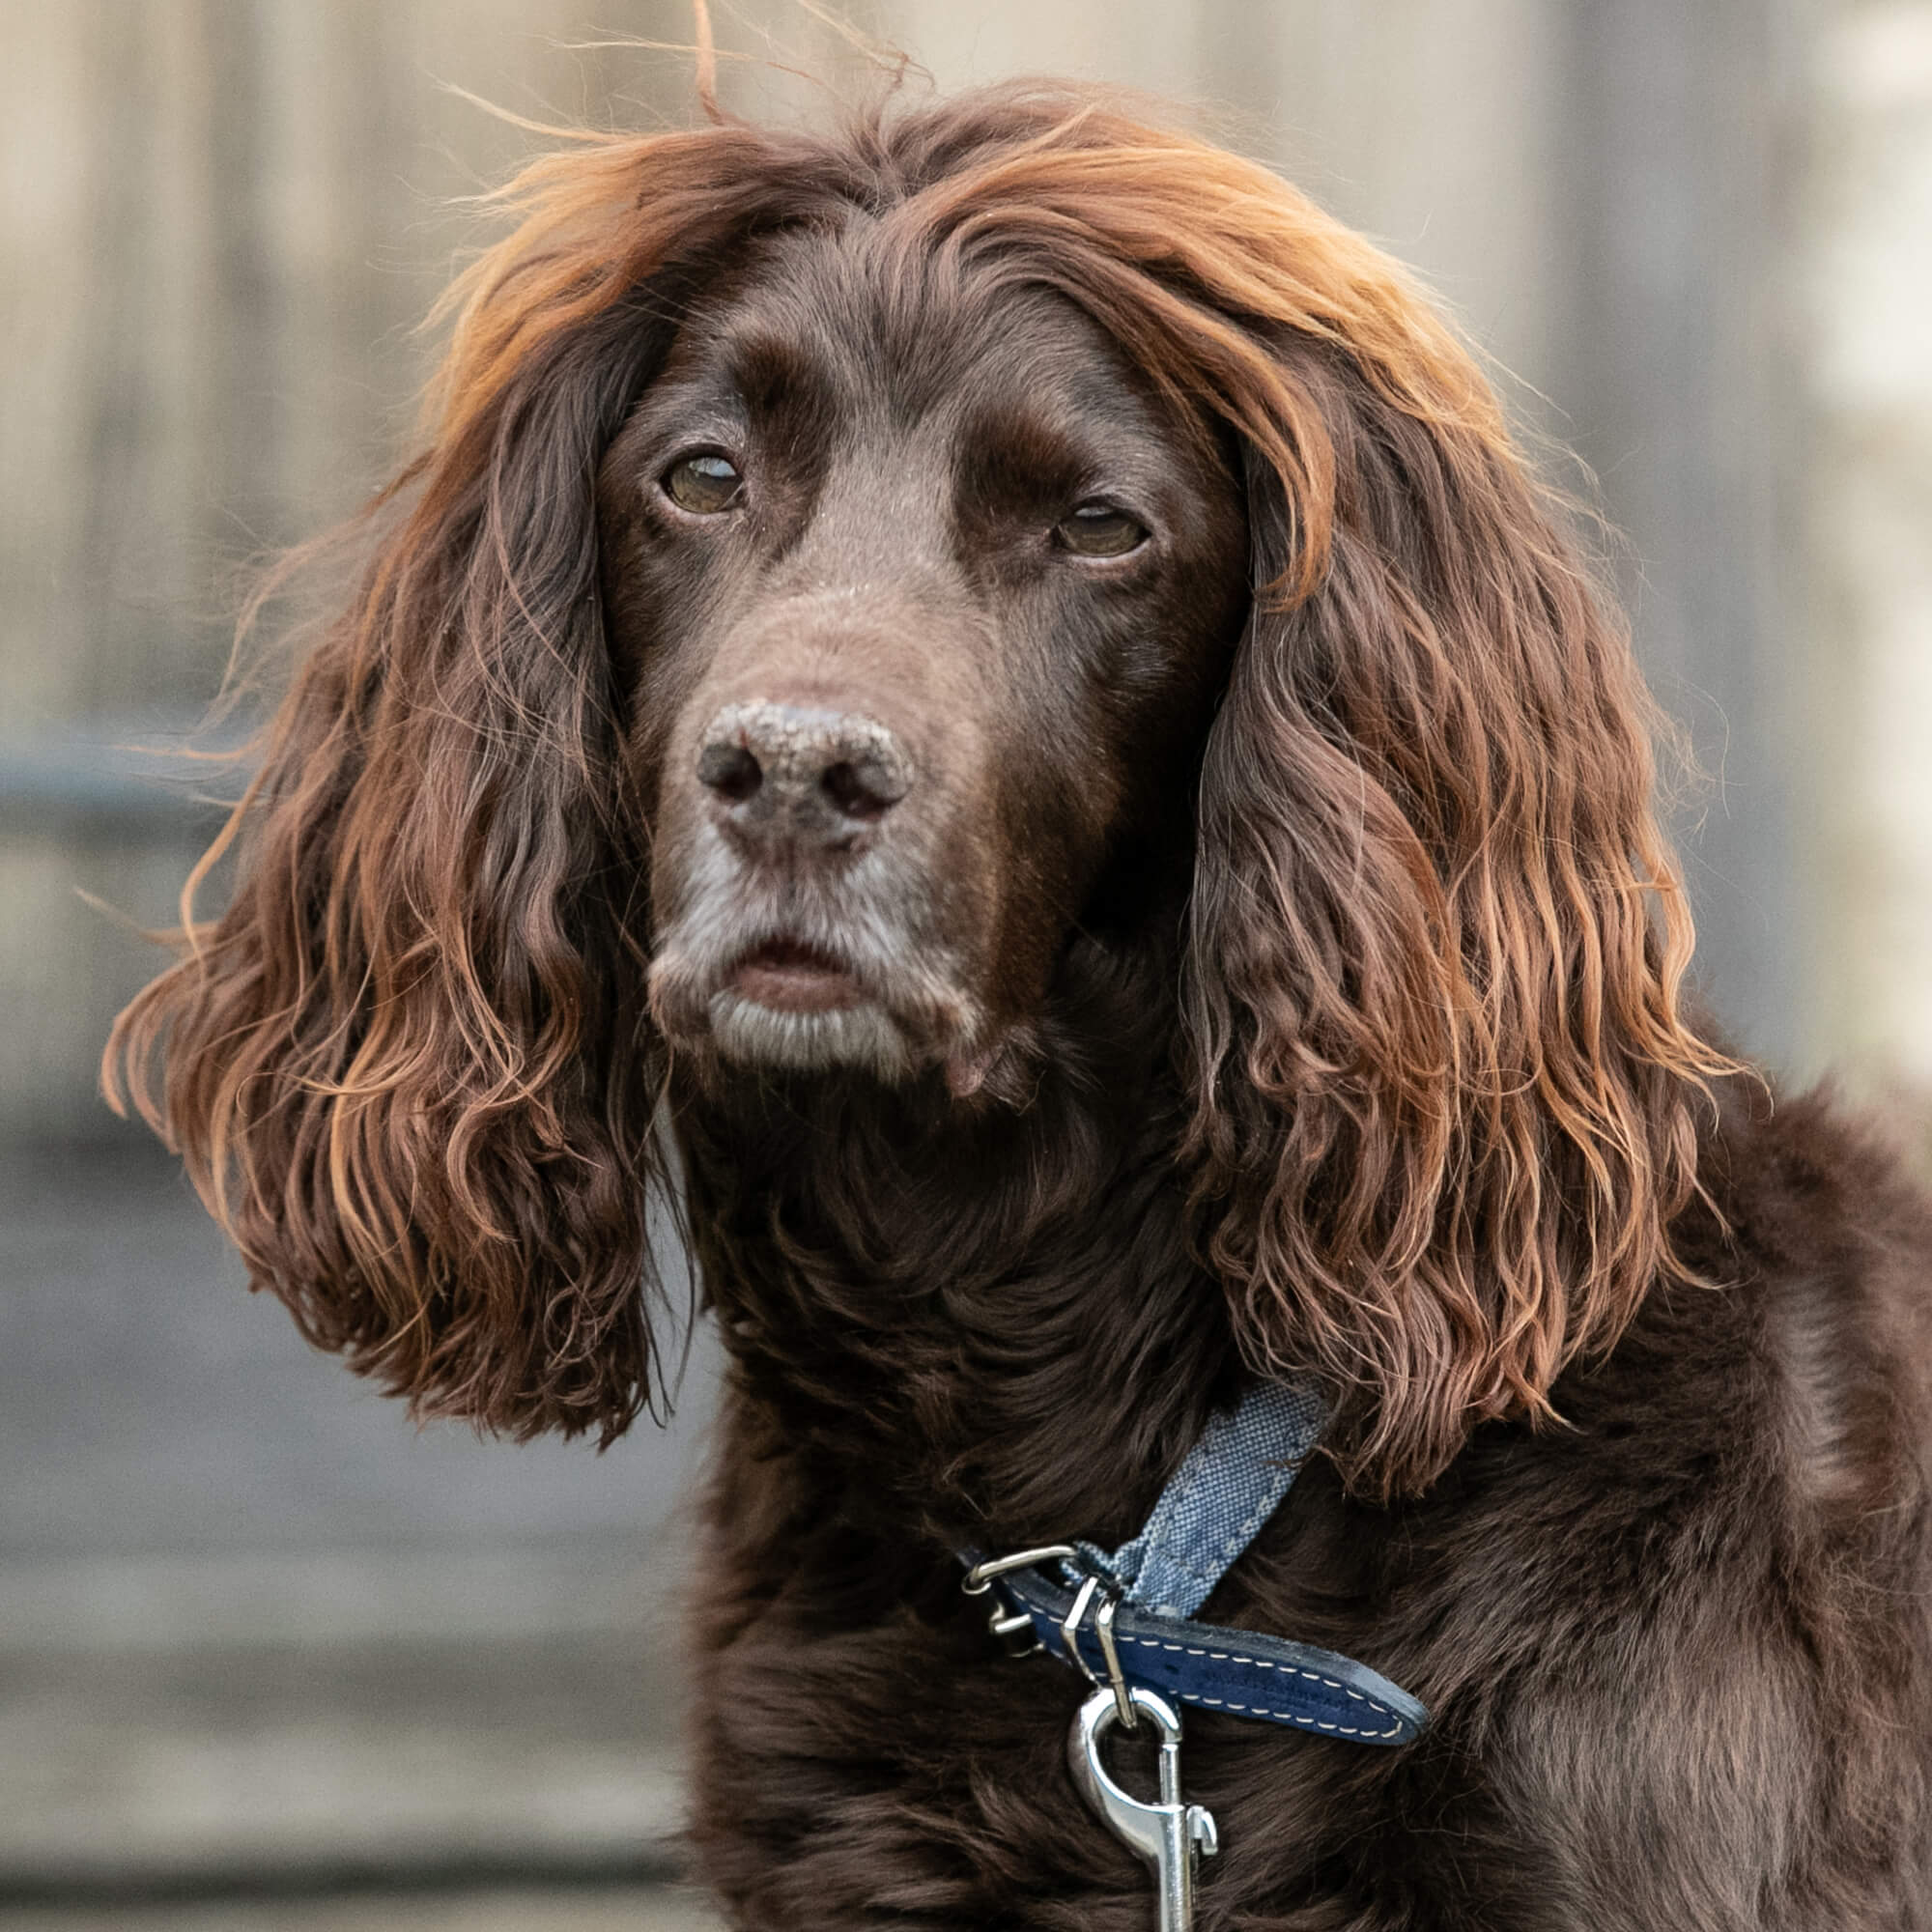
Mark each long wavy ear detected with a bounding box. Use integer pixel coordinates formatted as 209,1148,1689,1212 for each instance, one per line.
894,115,1730,1472
1180,304,1731,1498
104,125,805,1439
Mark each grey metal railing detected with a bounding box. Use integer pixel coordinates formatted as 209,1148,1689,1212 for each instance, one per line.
0,716,251,834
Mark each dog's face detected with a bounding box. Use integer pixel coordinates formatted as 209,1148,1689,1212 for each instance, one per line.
111,90,1723,1487
600,230,1247,1098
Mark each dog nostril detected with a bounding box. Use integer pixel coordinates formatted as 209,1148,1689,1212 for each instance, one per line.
697,741,763,806
696,701,912,834
820,758,901,822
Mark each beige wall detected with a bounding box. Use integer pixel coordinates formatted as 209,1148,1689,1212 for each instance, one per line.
1801,3,1932,1099
889,0,1566,384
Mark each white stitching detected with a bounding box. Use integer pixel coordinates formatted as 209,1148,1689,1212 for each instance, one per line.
1031,1604,1408,1730
1114,1633,1398,1720
1171,1688,1404,1739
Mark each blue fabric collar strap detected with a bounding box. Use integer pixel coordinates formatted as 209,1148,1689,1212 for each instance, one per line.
1074,1379,1325,1617
959,1379,1429,1747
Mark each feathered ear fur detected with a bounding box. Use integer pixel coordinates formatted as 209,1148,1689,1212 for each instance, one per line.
888,100,1732,1496
1182,308,1729,1498
103,125,816,1439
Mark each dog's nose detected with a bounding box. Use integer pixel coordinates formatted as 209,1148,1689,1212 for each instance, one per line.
696,700,911,843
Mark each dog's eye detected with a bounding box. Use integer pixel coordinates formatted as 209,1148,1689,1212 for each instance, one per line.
664,452,744,514
1055,500,1147,557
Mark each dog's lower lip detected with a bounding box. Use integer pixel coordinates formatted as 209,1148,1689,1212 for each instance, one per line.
728,940,866,1013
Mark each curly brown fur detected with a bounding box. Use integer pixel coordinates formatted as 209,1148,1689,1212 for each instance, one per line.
107,82,1932,1928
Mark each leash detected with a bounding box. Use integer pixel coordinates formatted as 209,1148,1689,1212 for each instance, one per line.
958,1380,1427,1929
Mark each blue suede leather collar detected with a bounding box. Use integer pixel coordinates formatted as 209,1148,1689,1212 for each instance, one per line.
960,1381,1429,1747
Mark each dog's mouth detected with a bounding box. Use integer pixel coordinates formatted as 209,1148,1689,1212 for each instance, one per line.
651,896,989,1087
695,932,918,1080
725,936,867,1013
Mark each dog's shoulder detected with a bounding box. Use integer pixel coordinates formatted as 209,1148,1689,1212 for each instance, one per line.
1471,1071,1932,1572
1673,1071,1932,1521
1248,1074,1932,1691
1379,1070,1932,1720
1330,1081,1932,1916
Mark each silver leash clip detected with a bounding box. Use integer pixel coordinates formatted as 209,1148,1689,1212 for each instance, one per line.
1067,1685,1218,1932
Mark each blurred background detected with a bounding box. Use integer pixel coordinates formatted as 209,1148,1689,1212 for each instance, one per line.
2,1,1926,1926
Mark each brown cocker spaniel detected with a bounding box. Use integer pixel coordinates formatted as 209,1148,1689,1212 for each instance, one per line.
109,83,1932,1928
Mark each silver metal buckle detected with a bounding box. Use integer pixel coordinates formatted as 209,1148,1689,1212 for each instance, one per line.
963,1547,1136,1728
961,1545,1079,1594
962,1545,1077,1658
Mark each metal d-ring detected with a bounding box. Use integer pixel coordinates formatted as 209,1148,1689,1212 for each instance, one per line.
1060,1573,1137,1730
1094,1590,1135,1728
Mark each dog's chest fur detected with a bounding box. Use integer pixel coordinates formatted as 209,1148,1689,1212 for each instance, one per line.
676,1066,1932,1927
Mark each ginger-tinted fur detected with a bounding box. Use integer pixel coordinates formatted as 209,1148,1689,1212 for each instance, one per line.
107,83,1932,1926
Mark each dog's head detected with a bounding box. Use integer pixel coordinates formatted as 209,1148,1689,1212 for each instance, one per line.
617,216,1248,1102
108,87,1726,1493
